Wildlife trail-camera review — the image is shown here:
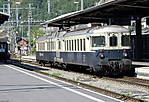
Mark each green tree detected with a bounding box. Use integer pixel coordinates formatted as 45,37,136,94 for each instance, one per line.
30,27,45,54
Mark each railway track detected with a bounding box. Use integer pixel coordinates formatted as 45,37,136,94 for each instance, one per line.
12,58,149,89
103,77,149,89
8,59,148,102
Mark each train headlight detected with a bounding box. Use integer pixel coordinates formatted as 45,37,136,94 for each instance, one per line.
96,50,105,59
99,50,105,59
123,50,128,57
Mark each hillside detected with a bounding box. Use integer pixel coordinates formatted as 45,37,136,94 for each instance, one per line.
0,0,101,21
0,0,101,54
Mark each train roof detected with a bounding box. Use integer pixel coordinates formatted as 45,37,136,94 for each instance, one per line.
63,25,129,37
36,25,129,41
91,25,129,33
36,35,49,41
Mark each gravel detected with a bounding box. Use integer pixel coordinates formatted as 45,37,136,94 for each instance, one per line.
23,62,149,101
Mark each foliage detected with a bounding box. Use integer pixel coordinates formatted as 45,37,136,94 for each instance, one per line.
30,27,45,54
0,0,101,54
0,0,101,20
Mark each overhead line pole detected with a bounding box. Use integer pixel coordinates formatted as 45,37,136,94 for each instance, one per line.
47,0,50,14
28,3,32,54
81,0,84,10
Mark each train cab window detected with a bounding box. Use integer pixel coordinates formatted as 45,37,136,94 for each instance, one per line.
110,36,117,46
122,35,130,46
92,36,105,47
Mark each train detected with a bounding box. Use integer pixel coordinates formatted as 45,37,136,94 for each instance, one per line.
0,36,10,61
36,25,135,76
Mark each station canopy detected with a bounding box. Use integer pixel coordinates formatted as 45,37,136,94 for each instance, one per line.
43,0,149,28
0,12,9,24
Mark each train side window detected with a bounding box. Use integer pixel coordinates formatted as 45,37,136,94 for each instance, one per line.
77,39,79,51
69,40,71,51
43,43,44,50
49,42,51,50
83,39,86,51
38,43,39,50
72,40,74,51
43,43,45,50
80,39,82,51
47,42,48,50
65,41,66,51
122,35,130,46
75,40,76,51
51,42,53,50
110,36,117,46
58,41,61,50
50,41,52,50
67,40,68,51
40,43,41,50
47,42,50,51
47,42,49,50
54,42,55,50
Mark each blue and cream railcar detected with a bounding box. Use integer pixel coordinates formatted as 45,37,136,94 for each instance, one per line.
0,37,10,61
36,25,134,76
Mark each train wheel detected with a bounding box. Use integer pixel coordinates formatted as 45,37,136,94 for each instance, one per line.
41,61,45,67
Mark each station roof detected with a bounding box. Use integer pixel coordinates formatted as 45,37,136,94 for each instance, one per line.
43,0,149,27
0,12,9,24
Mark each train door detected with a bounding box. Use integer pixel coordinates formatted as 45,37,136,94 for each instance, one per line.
55,40,63,62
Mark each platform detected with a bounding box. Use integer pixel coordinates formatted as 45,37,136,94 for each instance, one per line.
133,61,149,80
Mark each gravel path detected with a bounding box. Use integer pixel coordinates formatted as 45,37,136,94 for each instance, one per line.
23,62,149,101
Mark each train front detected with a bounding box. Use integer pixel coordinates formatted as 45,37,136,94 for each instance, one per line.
90,25,134,76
